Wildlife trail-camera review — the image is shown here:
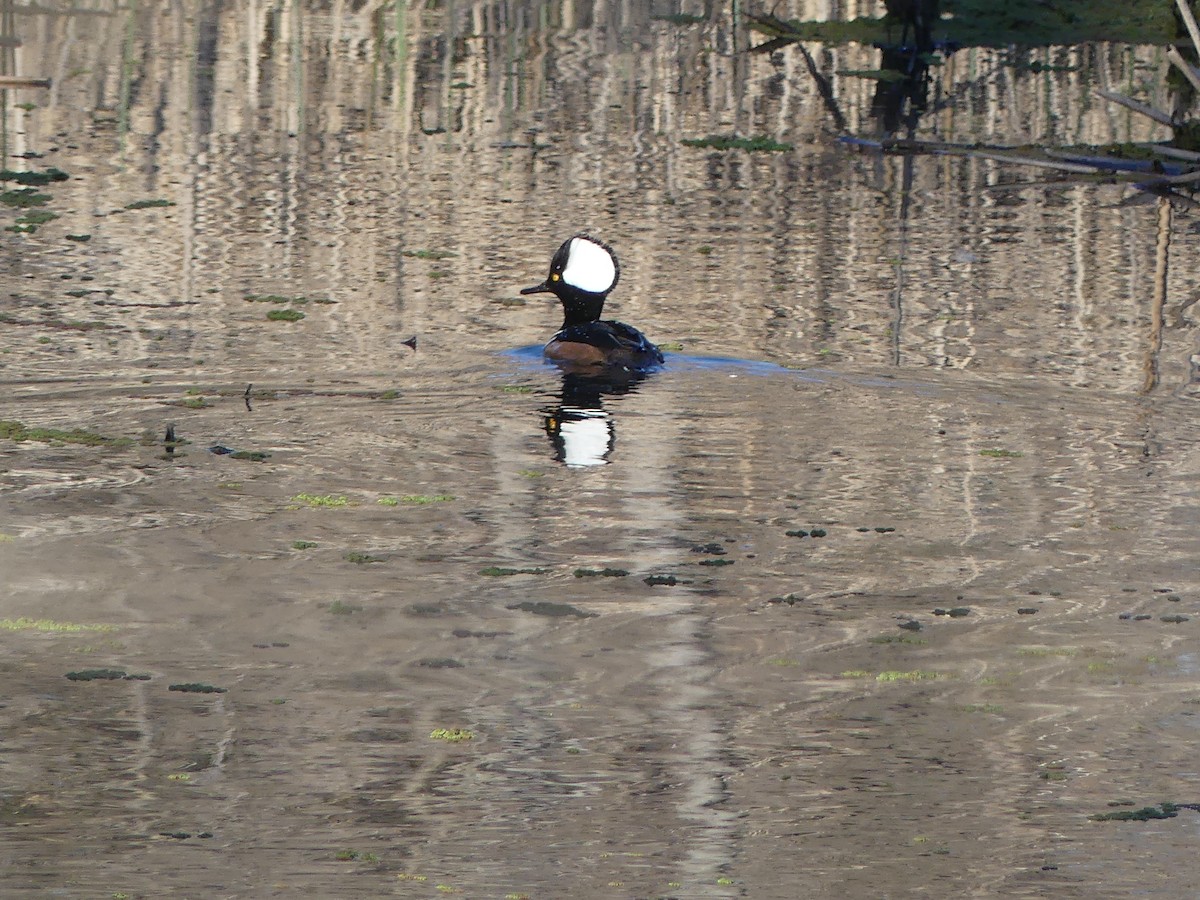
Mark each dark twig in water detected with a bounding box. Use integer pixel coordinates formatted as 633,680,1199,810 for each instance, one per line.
244,383,253,412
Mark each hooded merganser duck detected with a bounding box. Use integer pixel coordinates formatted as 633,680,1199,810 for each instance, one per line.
520,234,664,372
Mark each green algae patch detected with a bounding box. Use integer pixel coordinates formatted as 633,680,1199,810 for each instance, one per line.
168,683,227,694
682,134,792,152
430,727,473,742
840,670,873,678
876,670,941,682
344,552,383,564
291,493,350,508
0,188,50,208
328,600,363,615
644,574,683,586
291,540,318,550
0,167,68,186
658,341,685,351
698,558,734,567
0,419,129,448
497,384,534,394
506,601,597,618
401,494,454,504
377,496,400,506
481,566,546,576
574,567,629,578
229,450,269,461
980,448,1023,458
1089,802,1199,822
65,233,91,242
266,308,305,322
2,617,116,633
124,198,175,210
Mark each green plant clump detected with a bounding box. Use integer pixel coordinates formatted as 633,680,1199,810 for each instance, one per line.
430,727,474,742
266,309,305,322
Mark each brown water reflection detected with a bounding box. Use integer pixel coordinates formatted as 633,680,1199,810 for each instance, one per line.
2,2,1199,897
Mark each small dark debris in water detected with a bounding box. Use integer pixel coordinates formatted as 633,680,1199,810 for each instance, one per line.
244,383,253,411
574,567,629,577
810,528,827,538
1135,614,1152,621
272,641,289,648
160,831,192,840
1161,615,1190,624
785,529,809,538
407,602,446,616
857,527,870,532
898,619,922,631
253,643,269,649
682,134,793,152
230,450,269,461
452,629,509,638
768,593,802,605
344,552,384,564
698,558,734,567
198,832,213,838
644,574,682,586
1167,595,1182,602
416,657,464,669
65,233,91,242
1017,608,1038,615
168,683,228,694
1041,865,1057,871
208,445,234,455
874,526,896,533
66,669,151,682
480,566,546,576
933,607,971,617
1121,587,1138,593
402,335,417,351
1153,588,1175,594
506,601,597,618
164,423,178,456
691,542,726,555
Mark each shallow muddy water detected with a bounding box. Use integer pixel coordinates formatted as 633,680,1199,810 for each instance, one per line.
2,1,1199,897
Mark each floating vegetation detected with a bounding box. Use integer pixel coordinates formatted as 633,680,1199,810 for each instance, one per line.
400,494,454,504
377,496,400,506
658,341,685,351
1161,615,1190,624
328,600,363,615
1090,802,1200,822
1017,607,1039,615
644,574,681,586
876,670,940,682
481,566,546,576
841,670,873,678
506,601,596,618
402,249,456,260
0,419,129,447
229,450,269,461
2,617,115,633
291,493,350,508
573,568,629,578
124,198,175,210
0,167,68,186
65,233,91,242
0,188,50,208
682,134,793,152
266,309,305,322
378,390,399,400
698,558,735,567
497,385,534,394
933,607,971,617
66,669,150,681
417,657,464,668
335,849,379,862
430,727,473,742
691,542,726,555
980,448,1023,458
767,593,803,605
344,552,383,564
168,683,227,693
788,527,829,538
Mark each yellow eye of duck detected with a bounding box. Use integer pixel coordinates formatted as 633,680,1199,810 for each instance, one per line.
551,273,560,281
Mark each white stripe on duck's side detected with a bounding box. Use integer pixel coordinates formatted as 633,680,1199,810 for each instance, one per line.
561,237,618,294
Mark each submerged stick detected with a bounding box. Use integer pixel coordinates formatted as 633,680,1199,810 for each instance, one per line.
1177,0,1200,59
1097,89,1176,126
0,76,51,88
1167,46,1200,95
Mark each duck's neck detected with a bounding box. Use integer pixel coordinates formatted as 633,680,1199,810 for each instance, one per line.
560,293,606,328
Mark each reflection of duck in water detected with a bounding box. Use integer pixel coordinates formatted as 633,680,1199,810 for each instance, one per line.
543,372,648,468
521,234,664,374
